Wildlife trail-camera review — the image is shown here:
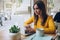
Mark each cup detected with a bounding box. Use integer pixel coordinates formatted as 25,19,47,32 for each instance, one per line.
36,28,44,37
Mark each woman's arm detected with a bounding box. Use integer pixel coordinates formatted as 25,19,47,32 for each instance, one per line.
44,16,56,33
24,16,35,34
24,16,34,26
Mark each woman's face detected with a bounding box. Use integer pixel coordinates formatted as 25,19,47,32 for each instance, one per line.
34,4,42,15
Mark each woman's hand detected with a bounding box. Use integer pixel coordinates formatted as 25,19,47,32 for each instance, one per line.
25,25,35,34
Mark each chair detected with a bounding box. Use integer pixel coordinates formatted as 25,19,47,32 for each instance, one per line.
54,12,60,29
54,12,60,23
51,12,60,40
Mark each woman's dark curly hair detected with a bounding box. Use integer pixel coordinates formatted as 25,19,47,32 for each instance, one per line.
33,1,48,26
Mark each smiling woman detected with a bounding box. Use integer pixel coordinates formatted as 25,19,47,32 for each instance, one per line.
24,1,56,34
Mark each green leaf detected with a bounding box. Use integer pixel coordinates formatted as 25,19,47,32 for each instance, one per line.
9,25,20,33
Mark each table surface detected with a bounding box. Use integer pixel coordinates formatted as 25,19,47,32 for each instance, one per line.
0,29,56,40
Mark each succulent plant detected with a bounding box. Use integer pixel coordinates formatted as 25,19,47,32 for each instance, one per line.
9,25,20,33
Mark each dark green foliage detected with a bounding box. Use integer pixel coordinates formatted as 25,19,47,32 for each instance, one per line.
9,25,20,33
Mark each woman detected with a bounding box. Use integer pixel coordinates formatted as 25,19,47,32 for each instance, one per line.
24,1,56,34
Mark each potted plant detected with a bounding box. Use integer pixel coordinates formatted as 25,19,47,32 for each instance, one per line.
9,25,21,40
9,25,20,33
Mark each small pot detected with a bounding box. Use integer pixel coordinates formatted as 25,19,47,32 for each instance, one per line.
9,32,21,40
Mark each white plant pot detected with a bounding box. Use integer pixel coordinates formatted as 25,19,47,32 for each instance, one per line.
9,32,21,40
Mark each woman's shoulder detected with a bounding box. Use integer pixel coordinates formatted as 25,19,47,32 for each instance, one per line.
30,16,34,18
47,16,54,22
48,15,53,19
29,16,34,20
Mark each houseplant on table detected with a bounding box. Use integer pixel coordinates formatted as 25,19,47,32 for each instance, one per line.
9,25,21,40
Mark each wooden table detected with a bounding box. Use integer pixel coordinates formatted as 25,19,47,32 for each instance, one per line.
0,29,57,40
0,29,27,40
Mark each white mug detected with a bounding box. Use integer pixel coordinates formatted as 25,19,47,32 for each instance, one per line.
36,28,44,37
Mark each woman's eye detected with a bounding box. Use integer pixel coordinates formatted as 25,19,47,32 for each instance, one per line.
34,8,39,10
36,8,39,9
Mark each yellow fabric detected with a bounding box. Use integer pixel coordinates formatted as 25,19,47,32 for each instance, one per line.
24,16,56,33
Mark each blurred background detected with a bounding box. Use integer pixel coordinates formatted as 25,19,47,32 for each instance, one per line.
0,0,60,34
